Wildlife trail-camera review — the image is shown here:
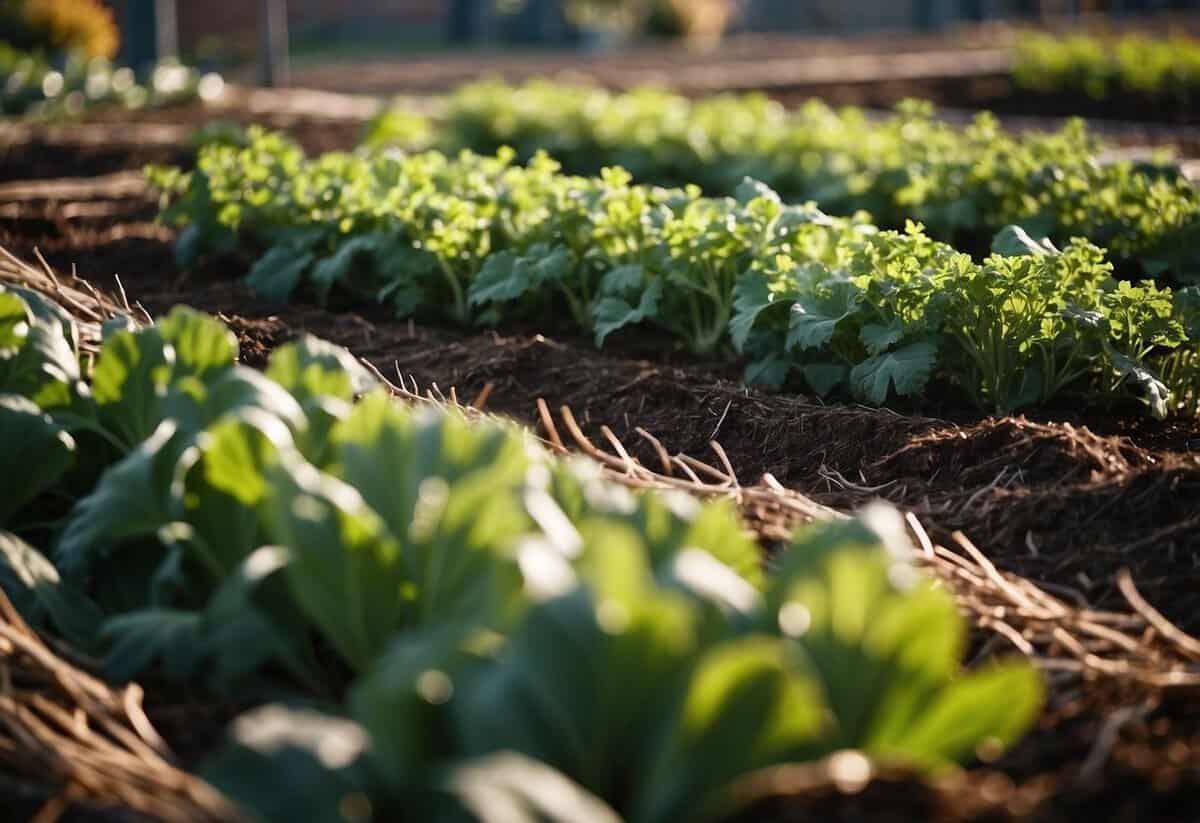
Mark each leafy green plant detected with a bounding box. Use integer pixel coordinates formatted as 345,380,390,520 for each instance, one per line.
151,132,1200,415
0,288,1043,823
339,505,1039,823
365,80,1200,282
1012,32,1200,107
731,219,1190,414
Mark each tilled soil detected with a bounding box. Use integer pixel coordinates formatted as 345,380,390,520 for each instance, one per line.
2,103,1200,822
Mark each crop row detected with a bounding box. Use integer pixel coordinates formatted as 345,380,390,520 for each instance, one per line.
365,80,1200,282
0,282,1041,821
149,129,1200,416
0,45,224,118
1012,31,1200,104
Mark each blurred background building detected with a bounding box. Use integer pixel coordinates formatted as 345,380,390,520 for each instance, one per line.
98,0,1200,68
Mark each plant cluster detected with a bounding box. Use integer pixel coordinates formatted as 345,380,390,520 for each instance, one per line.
1,285,1041,821
365,80,1200,281
149,129,1200,416
1012,31,1200,105
0,45,224,118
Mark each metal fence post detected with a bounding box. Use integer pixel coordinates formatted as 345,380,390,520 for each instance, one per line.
259,0,290,87
122,0,177,70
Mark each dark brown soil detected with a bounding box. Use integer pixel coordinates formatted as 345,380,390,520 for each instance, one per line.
4,101,1200,822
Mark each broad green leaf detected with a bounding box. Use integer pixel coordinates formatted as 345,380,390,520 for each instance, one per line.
170,412,293,579
593,278,663,346
380,277,426,318
0,395,75,525
55,421,182,579
162,365,307,437
860,321,906,356
468,251,525,306
265,335,376,405
328,395,530,628
848,341,938,404
734,178,781,205
729,274,775,352
469,246,571,307
201,705,372,823
800,363,848,397
3,285,79,351
786,279,861,351
195,547,309,688
549,466,763,593
599,263,646,295
268,455,408,671
91,327,172,448
0,291,29,351
156,306,238,377
455,576,699,816
245,245,316,303
878,662,1042,770
350,621,479,784
310,233,391,306
174,224,204,270
0,307,79,410
765,508,1041,770
0,530,103,649
743,354,791,388
102,609,203,683
637,636,824,823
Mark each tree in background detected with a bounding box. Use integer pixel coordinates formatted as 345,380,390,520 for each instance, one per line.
0,0,119,58
646,0,736,46
564,0,736,43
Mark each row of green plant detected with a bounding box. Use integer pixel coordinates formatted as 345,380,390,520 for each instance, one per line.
0,283,1041,821
1012,31,1200,104
364,80,1200,282
148,129,1200,417
0,44,224,118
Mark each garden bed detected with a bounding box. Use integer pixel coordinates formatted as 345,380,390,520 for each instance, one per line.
2,101,1200,820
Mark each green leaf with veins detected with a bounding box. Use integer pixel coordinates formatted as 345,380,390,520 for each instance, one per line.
860,321,906,356
156,307,238,378
730,274,777,352
469,246,572,307
265,335,376,406
849,341,939,404
55,421,183,580
91,327,173,448
787,279,861,351
593,278,663,346
600,263,647,295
